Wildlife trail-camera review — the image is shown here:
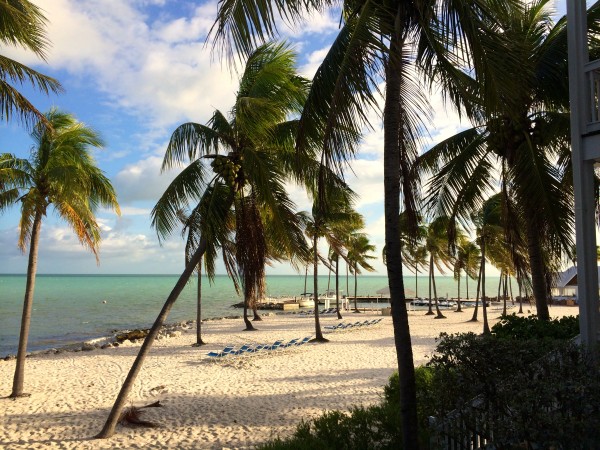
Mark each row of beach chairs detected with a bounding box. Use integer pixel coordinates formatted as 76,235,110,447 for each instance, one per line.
324,318,383,331
206,336,312,358
298,308,339,316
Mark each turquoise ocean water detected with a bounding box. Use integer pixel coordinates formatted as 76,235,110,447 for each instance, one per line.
0,273,501,356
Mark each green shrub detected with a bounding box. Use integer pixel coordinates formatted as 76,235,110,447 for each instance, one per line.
425,332,600,449
491,314,579,340
258,404,402,450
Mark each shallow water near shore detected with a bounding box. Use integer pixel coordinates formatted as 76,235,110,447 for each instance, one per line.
0,273,501,355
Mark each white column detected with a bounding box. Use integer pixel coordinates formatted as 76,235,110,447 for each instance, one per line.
567,0,600,346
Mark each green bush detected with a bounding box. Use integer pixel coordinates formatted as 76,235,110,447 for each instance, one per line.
258,316,594,449
258,404,402,450
425,332,600,449
491,314,579,340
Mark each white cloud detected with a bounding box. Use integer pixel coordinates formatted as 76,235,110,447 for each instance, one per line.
113,155,177,203
27,0,238,134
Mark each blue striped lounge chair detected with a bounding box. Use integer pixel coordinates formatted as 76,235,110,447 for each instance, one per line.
281,338,300,348
264,340,284,351
233,344,255,355
207,344,235,358
296,336,312,346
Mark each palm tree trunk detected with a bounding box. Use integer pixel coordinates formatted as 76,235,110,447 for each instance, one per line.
426,256,434,315
96,237,208,438
432,268,445,319
414,265,418,298
335,255,342,320
471,263,482,322
497,271,502,304
243,293,256,330
252,302,262,321
304,265,308,293
456,270,462,312
11,209,43,398
502,273,508,316
353,266,359,312
518,277,524,314
481,241,490,334
525,215,550,320
195,261,205,346
312,234,327,342
384,18,419,449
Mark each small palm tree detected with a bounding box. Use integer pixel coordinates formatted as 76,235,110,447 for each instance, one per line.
0,109,120,398
347,232,376,313
460,240,481,309
0,0,62,126
470,195,505,333
424,217,453,319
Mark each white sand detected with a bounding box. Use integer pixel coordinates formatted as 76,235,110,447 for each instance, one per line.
0,304,577,449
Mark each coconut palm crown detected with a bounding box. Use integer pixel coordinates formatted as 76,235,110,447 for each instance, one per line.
0,0,62,126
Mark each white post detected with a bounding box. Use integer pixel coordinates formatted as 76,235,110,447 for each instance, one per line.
567,0,600,347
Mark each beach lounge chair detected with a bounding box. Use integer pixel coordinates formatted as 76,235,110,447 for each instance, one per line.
207,345,235,358
263,340,284,351
296,336,312,346
232,344,256,355
324,323,343,330
281,338,300,348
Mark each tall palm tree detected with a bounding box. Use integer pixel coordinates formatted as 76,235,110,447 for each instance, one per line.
0,0,62,126
97,42,311,438
347,232,376,312
211,1,499,446
0,109,120,398
418,0,600,321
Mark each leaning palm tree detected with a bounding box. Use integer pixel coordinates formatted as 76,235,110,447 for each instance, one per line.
347,232,376,312
96,42,311,438
418,0,600,321
0,109,120,398
0,0,62,126
211,1,503,446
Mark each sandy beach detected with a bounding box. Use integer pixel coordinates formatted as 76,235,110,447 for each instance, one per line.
1,304,578,449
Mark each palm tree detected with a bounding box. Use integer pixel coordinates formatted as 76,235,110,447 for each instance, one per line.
97,42,310,438
424,217,453,318
470,195,506,333
0,0,62,126
347,232,376,312
418,0,600,321
304,192,359,341
453,235,475,313
175,206,225,346
460,240,481,308
211,1,497,446
0,109,120,398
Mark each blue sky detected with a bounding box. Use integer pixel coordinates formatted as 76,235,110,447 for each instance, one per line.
0,0,569,275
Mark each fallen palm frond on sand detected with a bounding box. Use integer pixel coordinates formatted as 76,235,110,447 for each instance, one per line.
118,401,163,428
